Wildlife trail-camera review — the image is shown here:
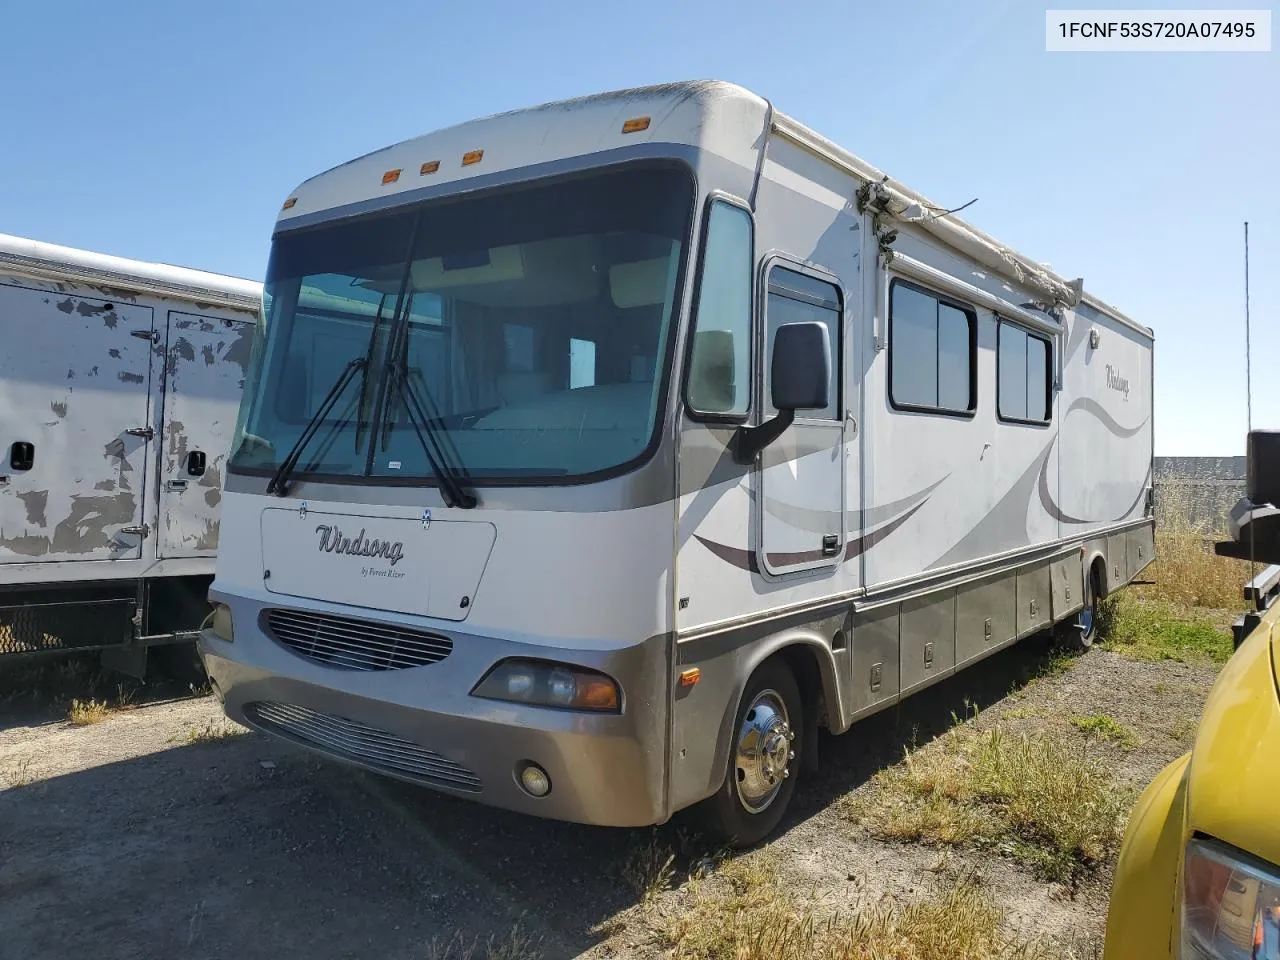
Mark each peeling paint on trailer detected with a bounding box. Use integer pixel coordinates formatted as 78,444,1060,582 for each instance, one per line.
156,312,254,559
0,283,151,563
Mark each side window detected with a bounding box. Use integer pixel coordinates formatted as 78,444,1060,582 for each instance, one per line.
569,337,596,389
765,267,841,421
686,200,752,416
997,321,1052,423
889,280,976,415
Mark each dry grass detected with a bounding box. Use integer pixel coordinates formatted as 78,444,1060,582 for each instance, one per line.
67,698,112,726
844,724,1129,888
1100,530,1249,664
623,834,676,903
1139,530,1249,609
422,924,542,960
651,853,1066,959
170,717,247,745
2,756,36,788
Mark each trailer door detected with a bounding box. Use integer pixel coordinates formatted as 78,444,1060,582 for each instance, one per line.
157,311,254,559
0,283,153,563
756,264,846,576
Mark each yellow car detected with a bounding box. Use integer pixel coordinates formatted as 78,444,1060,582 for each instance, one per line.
1104,492,1280,957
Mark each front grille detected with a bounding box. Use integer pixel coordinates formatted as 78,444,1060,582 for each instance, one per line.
245,701,482,793
263,608,452,671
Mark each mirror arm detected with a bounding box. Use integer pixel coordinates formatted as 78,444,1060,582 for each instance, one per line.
732,409,795,464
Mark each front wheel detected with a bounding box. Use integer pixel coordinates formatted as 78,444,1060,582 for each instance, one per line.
696,658,802,848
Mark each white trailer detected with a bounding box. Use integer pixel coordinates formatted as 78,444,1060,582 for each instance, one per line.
200,81,1154,844
0,233,260,675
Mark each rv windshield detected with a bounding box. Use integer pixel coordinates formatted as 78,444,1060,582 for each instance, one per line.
229,163,694,486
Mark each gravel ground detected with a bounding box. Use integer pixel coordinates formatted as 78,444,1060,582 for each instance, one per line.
0,639,1220,959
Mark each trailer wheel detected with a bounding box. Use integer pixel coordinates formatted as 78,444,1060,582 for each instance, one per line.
697,658,802,848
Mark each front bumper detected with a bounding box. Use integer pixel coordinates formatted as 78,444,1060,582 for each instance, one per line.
198,595,671,828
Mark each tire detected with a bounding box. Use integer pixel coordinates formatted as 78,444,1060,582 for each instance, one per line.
1057,571,1100,652
696,658,803,849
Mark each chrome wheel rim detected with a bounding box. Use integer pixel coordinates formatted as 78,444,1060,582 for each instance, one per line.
734,689,795,814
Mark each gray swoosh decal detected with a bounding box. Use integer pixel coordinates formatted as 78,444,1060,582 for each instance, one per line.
749,475,949,534
1065,396,1148,439
929,441,1053,569
695,494,934,573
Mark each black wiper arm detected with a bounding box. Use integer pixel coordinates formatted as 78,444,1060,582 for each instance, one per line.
391,365,477,509
267,357,367,497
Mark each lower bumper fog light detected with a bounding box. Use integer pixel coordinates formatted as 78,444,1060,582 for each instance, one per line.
517,762,551,798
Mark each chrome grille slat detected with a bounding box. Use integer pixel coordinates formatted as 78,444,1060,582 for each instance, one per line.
271,629,451,660
263,609,452,671
268,614,451,648
247,701,481,792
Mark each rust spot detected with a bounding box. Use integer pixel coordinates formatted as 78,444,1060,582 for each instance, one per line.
50,400,68,418
103,312,118,330
74,301,107,317
117,371,144,384
204,487,221,508
174,337,196,362
202,343,216,366
108,348,121,359
94,479,116,491
89,366,99,377
55,298,74,314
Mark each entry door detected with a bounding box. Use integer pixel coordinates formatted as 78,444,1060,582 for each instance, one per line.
0,283,153,563
756,264,847,576
157,312,255,559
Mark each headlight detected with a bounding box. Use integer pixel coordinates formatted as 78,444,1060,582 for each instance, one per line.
471,659,620,712
208,602,234,642
1182,837,1280,958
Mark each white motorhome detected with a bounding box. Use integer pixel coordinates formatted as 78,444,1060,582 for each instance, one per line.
0,234,260,675
201,81,1154,844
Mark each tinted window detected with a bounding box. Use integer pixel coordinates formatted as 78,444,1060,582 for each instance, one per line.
998,321,1052,423
766,268,841,421
686,201,753,415
232,164,694,483
889,281,975,414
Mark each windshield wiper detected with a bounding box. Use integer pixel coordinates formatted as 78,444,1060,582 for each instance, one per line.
383,360,477,509
266,356,368,497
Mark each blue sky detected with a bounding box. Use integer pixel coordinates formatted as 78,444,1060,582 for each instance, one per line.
1,0,1274,455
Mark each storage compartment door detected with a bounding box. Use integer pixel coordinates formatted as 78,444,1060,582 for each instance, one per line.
158,311,255,559
0,284,153,563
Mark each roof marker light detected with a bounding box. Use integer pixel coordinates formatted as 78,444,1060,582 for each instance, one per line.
622,116,651,134
282,197,297,210
679,667,701,687
462,150,484,167
382,168,402,185
420,160,440,176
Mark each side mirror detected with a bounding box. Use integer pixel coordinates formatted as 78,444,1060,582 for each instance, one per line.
770,321,831,412
733,320,832,464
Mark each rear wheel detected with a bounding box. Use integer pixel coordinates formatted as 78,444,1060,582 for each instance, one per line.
1057,569,1101,652
697,658,802,848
